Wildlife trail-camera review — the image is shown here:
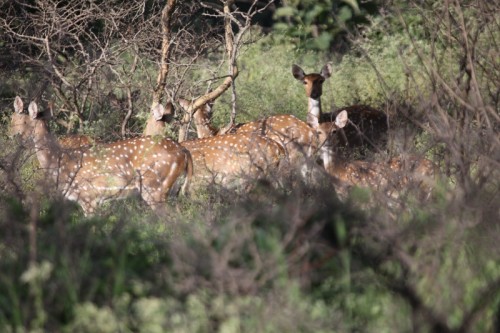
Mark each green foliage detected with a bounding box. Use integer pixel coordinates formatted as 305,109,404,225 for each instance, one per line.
200,24,432,127
273,0,378,51
203,34,333,125
0,171,497,332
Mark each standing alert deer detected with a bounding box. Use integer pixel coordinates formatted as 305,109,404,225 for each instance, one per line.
145,103,284,187
292,64,388,158
289,65,435,195
10,96,193,215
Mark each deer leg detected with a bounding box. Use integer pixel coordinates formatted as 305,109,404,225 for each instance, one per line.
78,199,97,216
141,162,184,210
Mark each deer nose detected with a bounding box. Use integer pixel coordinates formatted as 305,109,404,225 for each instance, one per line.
310,91,321,99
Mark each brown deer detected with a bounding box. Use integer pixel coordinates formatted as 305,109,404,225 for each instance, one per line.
58,135,97,148
146,103,284,187
292,64,388,158
329,153,436,199
10,101,98,149
183,95,350,173
291,64,436,196
143,101,175,138
11,96,193,215
235,108,434,198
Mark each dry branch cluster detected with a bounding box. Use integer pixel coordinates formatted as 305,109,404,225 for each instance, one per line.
0,0,265,138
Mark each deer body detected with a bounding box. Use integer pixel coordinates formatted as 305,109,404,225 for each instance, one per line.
146,104,284,186
181,133,284,186
186,98,346,170
11,97,193,215
230,115,318,164
292,64,388,158
58,135,98,149
329,155,436,199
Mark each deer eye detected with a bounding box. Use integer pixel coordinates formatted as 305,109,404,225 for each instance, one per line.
303,80,307,85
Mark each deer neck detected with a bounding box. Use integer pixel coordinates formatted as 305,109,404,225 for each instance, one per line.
306,97,322,128
143,118,166,137
32,120,63,171
193,111,217,138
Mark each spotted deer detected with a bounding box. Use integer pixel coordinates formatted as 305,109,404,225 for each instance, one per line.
292,64,388,158
11,96,193,215
183,95,349,173
10,102,98,149
58,135,97,148
235,105,434,198
146,104,284,187
329,154,436,200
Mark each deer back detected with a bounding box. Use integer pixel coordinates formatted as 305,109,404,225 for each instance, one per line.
181,132,284,185
236,114,319,164
330,155,436,200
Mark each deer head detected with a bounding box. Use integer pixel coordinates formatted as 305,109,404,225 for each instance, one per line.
11,96,98,149
177,97,217,139
292,64,332,100
310,110,348,171
143,102,174,137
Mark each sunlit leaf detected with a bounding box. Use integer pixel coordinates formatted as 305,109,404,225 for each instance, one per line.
314,31,332,50
274,6,296,18
341,0,361,15
338,6,353,23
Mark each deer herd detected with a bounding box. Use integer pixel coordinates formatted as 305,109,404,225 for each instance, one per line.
9,64,436,215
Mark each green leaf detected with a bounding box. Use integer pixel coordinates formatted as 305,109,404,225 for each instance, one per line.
341,0,361,15
338,6,353,23
274,6,296,18
314,31,332,50
304,4,325,25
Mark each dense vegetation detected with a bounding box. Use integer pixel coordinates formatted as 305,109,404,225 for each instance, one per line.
0,0,499,332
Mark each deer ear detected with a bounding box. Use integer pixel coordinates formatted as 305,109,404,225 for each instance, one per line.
14,96,24,114
178,98,190,111
335,110,348,129
151,104,166,121
165,101,174,113
320,63,332,79
28,101,39,119
292,64,305,81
